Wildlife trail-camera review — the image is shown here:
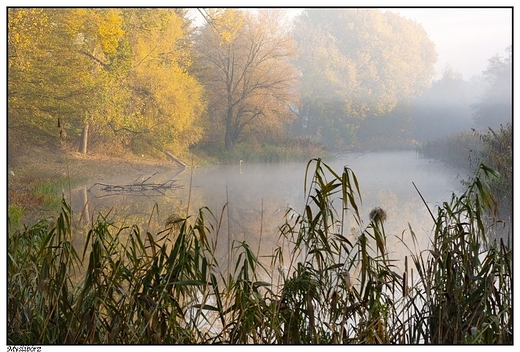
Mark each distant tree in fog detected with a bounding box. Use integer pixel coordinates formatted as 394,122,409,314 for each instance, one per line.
472,47,512,129
290,9,437,149
410,66,480,142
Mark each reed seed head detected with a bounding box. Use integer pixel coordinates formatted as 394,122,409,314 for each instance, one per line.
369,207,387,223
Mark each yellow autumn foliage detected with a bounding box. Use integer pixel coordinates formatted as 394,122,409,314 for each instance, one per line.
8,8,205,156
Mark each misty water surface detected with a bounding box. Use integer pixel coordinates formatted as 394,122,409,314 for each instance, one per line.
70,150,467,269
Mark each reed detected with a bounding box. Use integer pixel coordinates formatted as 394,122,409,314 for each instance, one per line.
7,159,512,344
406,164,512,344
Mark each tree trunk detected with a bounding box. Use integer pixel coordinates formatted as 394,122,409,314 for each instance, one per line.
79,123,89,154
225,106,236,151
225,127,235,151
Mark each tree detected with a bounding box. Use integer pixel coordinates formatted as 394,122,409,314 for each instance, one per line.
194,9,299,151
63,8,128,154
112,8,205,155
8,8,101,149
8,8,130,153
8,8,205,157
291,9,437,148
472,47,512,129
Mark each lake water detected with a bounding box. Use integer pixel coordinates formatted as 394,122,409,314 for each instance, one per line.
70,150,467,269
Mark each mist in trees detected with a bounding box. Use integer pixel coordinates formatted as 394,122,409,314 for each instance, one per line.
289,9,437,149
409,47,511,143
7,8,512,159
409,67,481,142
472,47,512,129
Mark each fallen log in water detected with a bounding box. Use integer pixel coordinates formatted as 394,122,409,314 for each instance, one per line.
165,151,188,168
88,177,182,197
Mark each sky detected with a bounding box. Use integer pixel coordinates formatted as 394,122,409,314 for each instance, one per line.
388,7,512,80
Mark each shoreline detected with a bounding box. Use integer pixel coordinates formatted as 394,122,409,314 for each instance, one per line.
7,147,186,224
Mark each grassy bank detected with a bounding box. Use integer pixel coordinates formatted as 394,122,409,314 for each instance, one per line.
7,172,85,228
7,146,184,227
7,158,511,344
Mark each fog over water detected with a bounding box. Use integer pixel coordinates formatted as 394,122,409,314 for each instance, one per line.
71,150,467,268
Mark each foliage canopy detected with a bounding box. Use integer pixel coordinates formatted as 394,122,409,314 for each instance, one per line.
8,8,205,157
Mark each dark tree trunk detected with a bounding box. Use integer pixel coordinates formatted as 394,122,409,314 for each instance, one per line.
225,128,236,151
